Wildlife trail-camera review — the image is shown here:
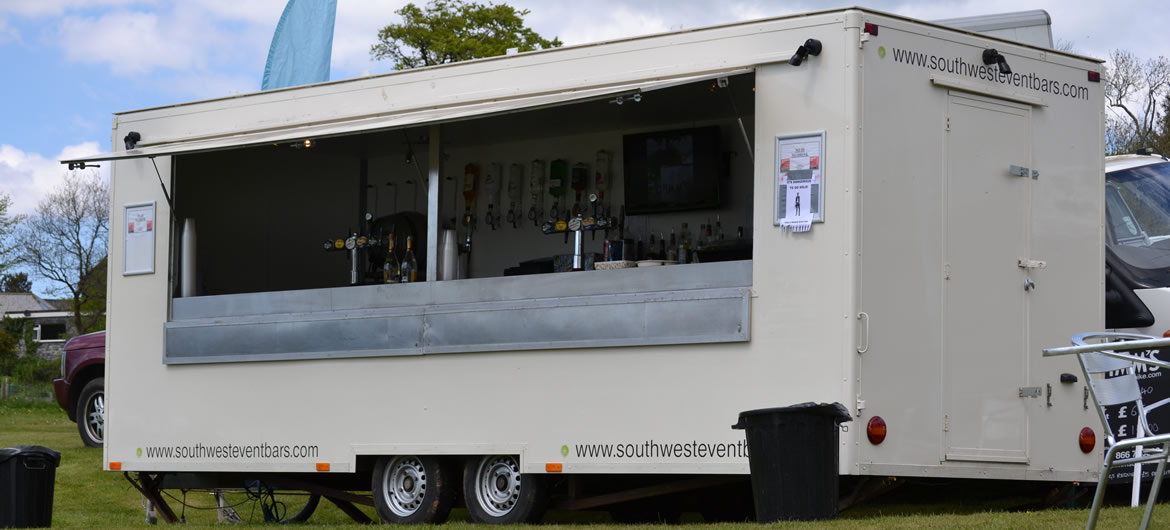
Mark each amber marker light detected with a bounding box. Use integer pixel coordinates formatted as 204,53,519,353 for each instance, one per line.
1079,427,1096,453
109,462,122,470
316,462,331,472
1162,330,1170,338
867,416,887,445
546,463,563,472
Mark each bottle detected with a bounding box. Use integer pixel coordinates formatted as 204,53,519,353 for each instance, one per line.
548,159,568,219
658,233,666,260
715,215,724,241
679,222,691,264
698,224,707,247
400,236,418,283
383,234,400,284
667,229,678,261
463,164,479,215
737,226,744,240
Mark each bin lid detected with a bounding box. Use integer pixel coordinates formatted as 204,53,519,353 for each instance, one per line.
732,402,852,429
0,445,62,466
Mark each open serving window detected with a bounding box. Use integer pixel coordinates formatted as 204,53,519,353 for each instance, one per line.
73,71,757,363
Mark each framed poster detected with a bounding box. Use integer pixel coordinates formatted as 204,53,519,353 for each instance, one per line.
123,201,156,276
774,132,826,231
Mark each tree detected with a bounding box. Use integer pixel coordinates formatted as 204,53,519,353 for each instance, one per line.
1,272,32,293
1104,49,1170,154
14,170,109,334
0,193,21,274
371,0,561,70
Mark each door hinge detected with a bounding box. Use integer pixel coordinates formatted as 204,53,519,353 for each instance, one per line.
945,117,951,131
856,395,866,415
1017,258,1047,269
1019,386,1042,398
943,414,950,432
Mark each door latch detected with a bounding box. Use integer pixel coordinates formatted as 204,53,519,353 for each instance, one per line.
1010,165,1040,179
1019,386,1042,398
1017,258,1047,269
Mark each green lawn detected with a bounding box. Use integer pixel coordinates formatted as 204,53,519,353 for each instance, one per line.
0,398,1163,528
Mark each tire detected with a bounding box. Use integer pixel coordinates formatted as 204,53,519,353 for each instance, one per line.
76,377,104,448
462,455,548,524
372,455,455,524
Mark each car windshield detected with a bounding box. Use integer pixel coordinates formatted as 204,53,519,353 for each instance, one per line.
1107,160,1170,273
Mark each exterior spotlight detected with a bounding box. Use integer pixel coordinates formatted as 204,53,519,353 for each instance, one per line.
788,38,823,66
982,48,1012,74
124,131,141,150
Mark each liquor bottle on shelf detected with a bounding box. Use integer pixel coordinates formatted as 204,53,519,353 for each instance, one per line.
548,159,568,220
484,163,503,230
594,151,611,202
570,162,589,207
658,233,666,261
667,229,678,262
463,163,479,217
715,215,725,241
400,236,418,283
648,232,657,260
528,160,545,226
679,222,691,264
383,234,400,284
507,163,524,228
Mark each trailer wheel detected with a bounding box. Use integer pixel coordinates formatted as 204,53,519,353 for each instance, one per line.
372,455,454,524
76,377,104,448
462,455,548,524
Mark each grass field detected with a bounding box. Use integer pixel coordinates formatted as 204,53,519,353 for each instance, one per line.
0,398,1165,528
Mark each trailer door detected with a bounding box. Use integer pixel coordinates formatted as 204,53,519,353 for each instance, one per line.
942,93,1032,464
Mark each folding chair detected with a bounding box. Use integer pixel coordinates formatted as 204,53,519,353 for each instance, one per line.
1043,332,1170,530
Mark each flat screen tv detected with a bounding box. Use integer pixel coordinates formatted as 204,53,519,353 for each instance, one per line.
622,126,721,214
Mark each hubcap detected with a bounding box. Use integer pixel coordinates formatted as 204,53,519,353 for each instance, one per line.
474,456,521,517
86,393,105,442
382,456,427,517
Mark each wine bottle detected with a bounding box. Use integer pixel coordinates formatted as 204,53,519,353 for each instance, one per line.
383,234,400,284
401,236,418,283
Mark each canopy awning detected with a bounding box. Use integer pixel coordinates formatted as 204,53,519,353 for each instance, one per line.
61,69,752,165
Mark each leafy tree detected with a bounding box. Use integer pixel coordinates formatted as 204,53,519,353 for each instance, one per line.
14,170,108,334
371,0,561,70
1104,49,1170,154
1,272,32,293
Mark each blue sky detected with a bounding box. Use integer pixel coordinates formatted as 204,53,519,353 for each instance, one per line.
0,0,1167,295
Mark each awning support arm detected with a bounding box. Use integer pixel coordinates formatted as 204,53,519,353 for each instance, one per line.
150,157,175,213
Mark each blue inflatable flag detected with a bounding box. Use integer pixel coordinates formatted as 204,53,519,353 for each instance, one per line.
262,0,337,90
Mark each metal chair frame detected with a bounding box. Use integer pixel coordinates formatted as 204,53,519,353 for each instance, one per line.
1044,331,1170,530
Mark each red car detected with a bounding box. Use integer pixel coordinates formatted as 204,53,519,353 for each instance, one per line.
52,330,105,447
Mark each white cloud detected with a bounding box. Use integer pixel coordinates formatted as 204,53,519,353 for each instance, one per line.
0,142,105,217
0,0,145,17
56,10,208,75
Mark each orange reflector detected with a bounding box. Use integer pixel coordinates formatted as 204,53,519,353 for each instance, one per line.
1163,330,1170,338
545,463,563,472
1079,427,1096,453
867,416,887,445
109,462,122,470
316,462,330,472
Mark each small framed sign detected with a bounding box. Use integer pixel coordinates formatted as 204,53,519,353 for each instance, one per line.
774,131,826,231
123,201,156,276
